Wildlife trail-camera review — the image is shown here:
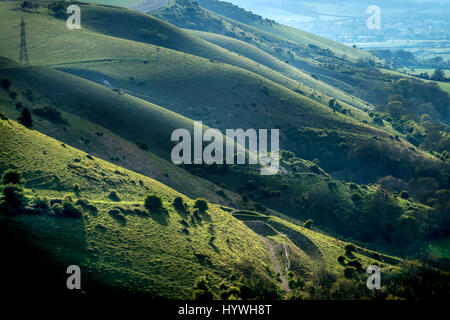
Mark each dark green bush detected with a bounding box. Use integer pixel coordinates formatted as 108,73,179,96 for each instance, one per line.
0,78,11,90
136,140,149,151
347,259,363,271
345,244,356,255
60,201,82,218
18,108,33,127
344,266,357,279
173,196,186,211
194,198,208,212
1,169,23,185
30,196,50,214
145,194,163,210
351,192,362,202
0,184,27,213
400,190,410,200
108,190,121,202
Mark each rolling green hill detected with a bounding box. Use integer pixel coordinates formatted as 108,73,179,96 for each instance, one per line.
1,0,449,300
0,117,281,298
0,58,441,259
0,116,406,298
196,0,374,61
150,0,423,108
188,29,371,111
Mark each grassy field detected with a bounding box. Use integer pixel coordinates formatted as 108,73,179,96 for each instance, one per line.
232,211,401,275
0,117,281,297
0,116,406,296
188,29,371,111
411,68,450,77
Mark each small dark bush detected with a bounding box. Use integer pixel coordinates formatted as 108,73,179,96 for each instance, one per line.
50,199,62,206
136,140,149,151
1,169,22,185
30,196,50,214
173,196,186,211
9,92,17,100
351,193,362,202
108,190,121,202
349,183,358,190
18,108,33,127
246,180,257,190
344,266,357,279
194,198,208,212
61,201,82,218
400,191,410,200
0,78,11,90
0,184,27,213
52,198,81,218
347,259,362,271
109,209,126,223
345,244,356,256
144,194,163,210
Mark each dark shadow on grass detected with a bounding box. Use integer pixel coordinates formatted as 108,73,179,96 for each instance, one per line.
148,208,169,226
108,209,127,226
197,209,212,223
174,207,189,219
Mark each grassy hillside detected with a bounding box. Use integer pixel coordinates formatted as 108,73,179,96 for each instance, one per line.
152,0,431,110
0,116,415,300
0,72,239,206
232,210,401,274
188,29,371,111
196,0,374,61
2,3,432,182
0,117,281,298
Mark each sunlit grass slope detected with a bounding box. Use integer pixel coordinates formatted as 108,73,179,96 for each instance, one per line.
232,211,402,275
0,77,239,206
188,29,371,111
0,1,317,98
0,117,277,298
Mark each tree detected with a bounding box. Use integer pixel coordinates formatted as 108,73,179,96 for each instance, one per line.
0,184,27,214
108,190,121,202
344,266,357,279
194,198,208,212
18,108,33,127
173,196,186,211
431,68,446,82
21,1,33,10
145,194,163,210
400,191,410,200
1,169,23,185
345,244,356,256
0,78,11,90
136,140,149,151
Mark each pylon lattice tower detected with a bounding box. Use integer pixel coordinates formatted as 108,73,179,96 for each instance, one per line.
19,17,30,65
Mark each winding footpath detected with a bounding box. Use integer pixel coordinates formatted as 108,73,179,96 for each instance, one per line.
260,236,290,293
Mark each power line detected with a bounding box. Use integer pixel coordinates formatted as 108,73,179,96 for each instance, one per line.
19,17,30,65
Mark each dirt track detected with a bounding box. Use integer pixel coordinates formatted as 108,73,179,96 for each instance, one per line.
260,236,290,293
